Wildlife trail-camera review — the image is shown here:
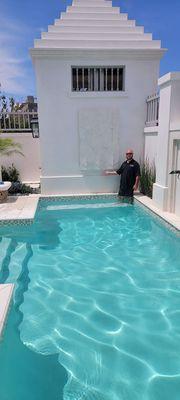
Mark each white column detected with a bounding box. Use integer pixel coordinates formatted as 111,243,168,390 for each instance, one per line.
153,72,180,210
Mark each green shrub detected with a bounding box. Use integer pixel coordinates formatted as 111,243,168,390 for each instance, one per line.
2,164,20,182
139,159,156,198
2,164,39,195
8,182,34,195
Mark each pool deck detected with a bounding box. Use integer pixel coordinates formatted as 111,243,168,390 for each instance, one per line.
0,194,40,223
0,284,14,338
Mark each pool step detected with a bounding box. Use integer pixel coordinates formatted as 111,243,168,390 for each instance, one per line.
0,239,28,284
46,202,130,211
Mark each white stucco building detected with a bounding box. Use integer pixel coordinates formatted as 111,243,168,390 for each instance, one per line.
31,0,165,195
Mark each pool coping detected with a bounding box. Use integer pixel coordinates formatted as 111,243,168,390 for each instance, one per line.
134,194,180,232
0,192,179,231
0,195,40,225
0,284,14,339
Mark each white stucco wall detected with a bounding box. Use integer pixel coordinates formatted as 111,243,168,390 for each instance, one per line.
34,52,160,194
170,79,180,131
0,133,40,183
144,127,158,167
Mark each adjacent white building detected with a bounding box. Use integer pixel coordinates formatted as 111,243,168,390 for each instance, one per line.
144,72,180,217
152,73,180,217
31,0,165,195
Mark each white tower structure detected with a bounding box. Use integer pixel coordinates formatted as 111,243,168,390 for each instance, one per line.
31,0,165,195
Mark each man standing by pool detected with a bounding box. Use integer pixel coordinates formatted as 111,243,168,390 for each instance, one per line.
105,149,140,200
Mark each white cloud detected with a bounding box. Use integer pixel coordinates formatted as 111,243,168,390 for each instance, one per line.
0,48,27,94
0,15,33,96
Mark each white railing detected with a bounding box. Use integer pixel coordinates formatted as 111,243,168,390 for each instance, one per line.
0,112,38,132
146,93,159,127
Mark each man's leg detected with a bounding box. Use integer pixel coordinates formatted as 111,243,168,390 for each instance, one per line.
126,196,134,204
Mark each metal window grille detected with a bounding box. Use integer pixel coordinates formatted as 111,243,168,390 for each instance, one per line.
72,67,124,92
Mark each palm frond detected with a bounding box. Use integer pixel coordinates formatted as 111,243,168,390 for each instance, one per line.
0,138,24,156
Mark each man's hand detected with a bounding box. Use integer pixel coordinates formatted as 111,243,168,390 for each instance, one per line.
103,170,117,176
133,185,138,191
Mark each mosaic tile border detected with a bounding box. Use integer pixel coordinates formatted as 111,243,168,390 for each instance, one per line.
0,218,34,226
39,193,118,202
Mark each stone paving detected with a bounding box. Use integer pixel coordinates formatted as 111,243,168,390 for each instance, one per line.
0,195,39,223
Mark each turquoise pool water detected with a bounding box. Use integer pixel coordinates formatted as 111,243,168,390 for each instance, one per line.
0,197,180,400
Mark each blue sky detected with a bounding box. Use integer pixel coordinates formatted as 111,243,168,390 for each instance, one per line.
0,0,180,101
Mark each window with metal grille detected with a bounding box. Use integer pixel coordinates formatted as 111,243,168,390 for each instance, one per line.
72,67,125,92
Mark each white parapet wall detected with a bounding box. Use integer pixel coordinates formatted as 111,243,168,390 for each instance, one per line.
0,133,41,183
144,126,158,166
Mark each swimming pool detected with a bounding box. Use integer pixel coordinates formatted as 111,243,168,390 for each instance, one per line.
0,196,180,400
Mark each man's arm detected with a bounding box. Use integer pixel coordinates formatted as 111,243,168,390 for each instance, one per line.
116,164,124,175
103,170,117,175
133,175,140,191
103,162,123,176
133,163,141,191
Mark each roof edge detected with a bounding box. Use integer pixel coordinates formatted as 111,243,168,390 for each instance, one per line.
30,47,166,61
158,71,180,87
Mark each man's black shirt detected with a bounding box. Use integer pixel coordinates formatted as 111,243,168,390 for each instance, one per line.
116,159,140,197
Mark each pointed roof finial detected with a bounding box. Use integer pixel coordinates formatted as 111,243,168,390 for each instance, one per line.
32,0,164,54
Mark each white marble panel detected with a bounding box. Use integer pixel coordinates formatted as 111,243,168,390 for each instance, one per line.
78,108,120,172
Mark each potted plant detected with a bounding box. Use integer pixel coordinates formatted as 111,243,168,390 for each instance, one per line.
0,137,23,201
